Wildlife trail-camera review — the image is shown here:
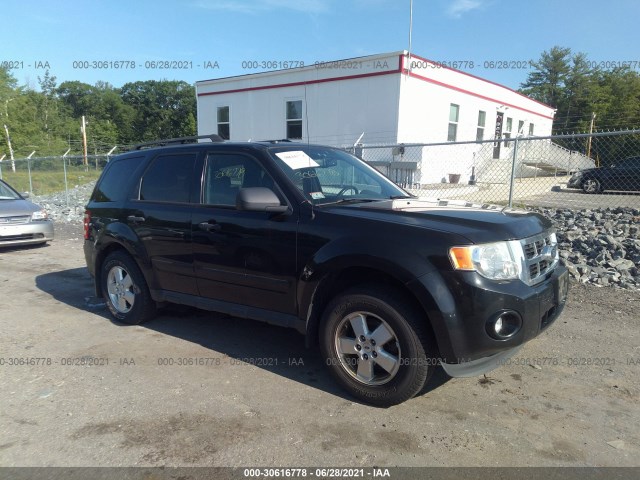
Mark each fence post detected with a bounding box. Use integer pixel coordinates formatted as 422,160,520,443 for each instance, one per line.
508,137,519,207
27,158,33,195
63,157,69,207
63,149,71,207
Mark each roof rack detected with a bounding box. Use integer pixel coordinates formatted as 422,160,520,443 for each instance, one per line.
132,134,224,150
257,139,292,144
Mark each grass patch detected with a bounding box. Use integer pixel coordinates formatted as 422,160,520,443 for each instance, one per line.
0,164,102,195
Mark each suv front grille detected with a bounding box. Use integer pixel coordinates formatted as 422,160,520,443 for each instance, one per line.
520,232,558,286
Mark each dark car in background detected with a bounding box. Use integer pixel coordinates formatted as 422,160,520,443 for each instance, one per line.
568,156,640,193
0,179,54,247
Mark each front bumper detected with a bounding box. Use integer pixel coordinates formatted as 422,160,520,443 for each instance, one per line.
567,176,582,188
412,265,569,376
0,220,54,247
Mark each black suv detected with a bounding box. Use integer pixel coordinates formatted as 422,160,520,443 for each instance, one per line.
84,135,568,406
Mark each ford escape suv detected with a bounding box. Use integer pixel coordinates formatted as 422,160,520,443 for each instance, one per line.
84,135,568,406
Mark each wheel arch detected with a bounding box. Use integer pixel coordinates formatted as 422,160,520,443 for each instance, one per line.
94,235,153,298
303,265,441,357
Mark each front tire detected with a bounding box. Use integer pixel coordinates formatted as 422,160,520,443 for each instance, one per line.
582,178,602,194
101,251,156,324
320,286,436,407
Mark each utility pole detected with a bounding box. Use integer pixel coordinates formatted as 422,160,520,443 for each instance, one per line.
3,124,15,172
81,116,88,168
586,112,596,165
0,153,5,179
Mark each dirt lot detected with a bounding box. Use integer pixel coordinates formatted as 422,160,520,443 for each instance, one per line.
1,223,639,469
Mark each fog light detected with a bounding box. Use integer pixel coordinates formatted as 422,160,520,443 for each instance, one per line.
487,311,522,339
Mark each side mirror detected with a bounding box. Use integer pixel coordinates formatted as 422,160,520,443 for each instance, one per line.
21,192,30,198
236,187,288,213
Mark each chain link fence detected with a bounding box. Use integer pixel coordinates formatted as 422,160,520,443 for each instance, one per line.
0,155,108,199
1,130,639,211
351,129,640,209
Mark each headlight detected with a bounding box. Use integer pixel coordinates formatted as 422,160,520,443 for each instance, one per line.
449,241,522,280
570,171,583,179
31,210,48,221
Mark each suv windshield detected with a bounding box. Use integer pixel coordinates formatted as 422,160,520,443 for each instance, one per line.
268,146,411,205
0,181,21,200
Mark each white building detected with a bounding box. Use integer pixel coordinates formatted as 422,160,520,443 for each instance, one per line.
196,51,571,184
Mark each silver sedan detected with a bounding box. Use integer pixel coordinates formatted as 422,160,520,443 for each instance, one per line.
0,179,54,247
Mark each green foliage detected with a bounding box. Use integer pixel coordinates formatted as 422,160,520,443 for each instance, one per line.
521,46,640,134
521,46,572,109
120,80,197,142
0,68,196,160
521,47,640,161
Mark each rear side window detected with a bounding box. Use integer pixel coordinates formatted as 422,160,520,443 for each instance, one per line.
139,153,197,203
93,156,143,202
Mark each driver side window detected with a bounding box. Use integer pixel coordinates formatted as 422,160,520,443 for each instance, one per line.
203,153,276,206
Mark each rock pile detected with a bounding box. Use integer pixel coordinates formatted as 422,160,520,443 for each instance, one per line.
531,207,640,290
32,182,96,224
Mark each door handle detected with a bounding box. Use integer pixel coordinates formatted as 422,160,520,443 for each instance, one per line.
127,215,145,223
199,221,221,232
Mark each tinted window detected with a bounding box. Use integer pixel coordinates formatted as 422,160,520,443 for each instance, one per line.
621,157,640,169
140,153,197,203
203,153,275,206
93,156,143,202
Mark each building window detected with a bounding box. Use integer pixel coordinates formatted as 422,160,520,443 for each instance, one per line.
518,120,525,135
528,123,535,136
447,104,459,142
504,117,513,146
217,106,230,140
286,100,303,139
476,110,486,141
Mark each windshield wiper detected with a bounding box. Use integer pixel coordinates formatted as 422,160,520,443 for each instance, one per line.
390,194,417,199
318,198,381,206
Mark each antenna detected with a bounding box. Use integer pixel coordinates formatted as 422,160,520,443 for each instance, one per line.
304,82,310,145
408,0,414,72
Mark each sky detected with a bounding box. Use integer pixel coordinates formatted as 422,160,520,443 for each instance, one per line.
1,0,639,91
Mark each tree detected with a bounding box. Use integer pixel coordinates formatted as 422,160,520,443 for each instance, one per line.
36,70,59,147
120,80,197,141
521,46,572,109
555,52,595,132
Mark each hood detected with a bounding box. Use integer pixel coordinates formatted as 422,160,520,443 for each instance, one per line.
0,199,41,217
326,198,552,244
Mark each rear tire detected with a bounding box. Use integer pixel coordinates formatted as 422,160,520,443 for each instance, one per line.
101,251,156,325
320,285,436,407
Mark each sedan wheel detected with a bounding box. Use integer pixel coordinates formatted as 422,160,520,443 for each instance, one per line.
582,178,602,194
